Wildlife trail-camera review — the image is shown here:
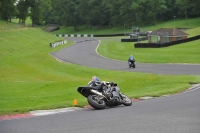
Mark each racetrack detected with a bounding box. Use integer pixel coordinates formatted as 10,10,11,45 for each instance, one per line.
1,37,200,133
1,87,200,133
51,37,200,75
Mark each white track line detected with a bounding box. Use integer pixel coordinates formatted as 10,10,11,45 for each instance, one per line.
30,107,83,116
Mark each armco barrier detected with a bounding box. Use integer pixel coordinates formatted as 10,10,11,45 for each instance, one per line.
134,35,200,48
55,33,149,38
50,40,67,48
55,33,131,37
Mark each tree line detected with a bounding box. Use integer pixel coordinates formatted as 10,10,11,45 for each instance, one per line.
0,0,199,30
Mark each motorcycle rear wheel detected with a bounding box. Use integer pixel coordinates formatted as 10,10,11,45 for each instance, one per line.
88,95,106,110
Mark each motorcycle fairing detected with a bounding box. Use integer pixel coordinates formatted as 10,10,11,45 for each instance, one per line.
77,86,95,97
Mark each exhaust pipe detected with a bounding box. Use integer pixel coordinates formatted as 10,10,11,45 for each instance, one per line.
90,89,103,96
90,89,108,100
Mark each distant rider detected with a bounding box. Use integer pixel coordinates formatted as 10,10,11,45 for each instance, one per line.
128,55,135,63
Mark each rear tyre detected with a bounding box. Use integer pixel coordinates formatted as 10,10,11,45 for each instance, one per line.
121,94,132,106
88,95,106,110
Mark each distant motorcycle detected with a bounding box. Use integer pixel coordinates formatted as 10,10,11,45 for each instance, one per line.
128,60,135,68
77,81,132,110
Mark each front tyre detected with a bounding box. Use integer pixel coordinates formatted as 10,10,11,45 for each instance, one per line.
133,64,136,68
87,95,106,110
121,94,132,106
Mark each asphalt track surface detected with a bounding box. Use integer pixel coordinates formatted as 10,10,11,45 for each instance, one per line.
1,87,200,133
1,37,200,133
50,37,200,75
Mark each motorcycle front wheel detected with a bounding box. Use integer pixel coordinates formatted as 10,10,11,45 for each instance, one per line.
133,64,136,68
121,94,132,106
87,95,106,110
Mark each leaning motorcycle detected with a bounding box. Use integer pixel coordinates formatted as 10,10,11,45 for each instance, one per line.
77,82,132,110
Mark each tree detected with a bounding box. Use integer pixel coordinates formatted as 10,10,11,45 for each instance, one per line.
177,0,192,25
6,0,197,31
0,0,16,21
164,0,179,21
39,0,52,25
150,0,167,25
118,0,135,26
190,0,200,16
78,0,91,26
54,0,80,30
44,0,62,25
16,0,29,24
132,0,149,26
87,0,108,28
30,0,42,25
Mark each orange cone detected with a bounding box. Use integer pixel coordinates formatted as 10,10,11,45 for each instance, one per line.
73,99,78,106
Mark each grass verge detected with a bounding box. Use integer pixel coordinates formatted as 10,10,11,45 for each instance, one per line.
97,36,200,64
0,22,200,115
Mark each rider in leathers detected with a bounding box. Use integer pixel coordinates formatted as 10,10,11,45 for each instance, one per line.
88,76,113,98
128,55,135,64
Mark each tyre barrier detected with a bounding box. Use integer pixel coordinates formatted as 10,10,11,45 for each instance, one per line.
50,40,67,48
134,35,200,48
94,33,124,37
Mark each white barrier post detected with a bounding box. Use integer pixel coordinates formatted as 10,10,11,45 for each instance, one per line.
50,40,67,48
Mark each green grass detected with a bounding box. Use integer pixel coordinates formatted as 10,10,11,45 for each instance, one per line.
185,27,200,37
143,17,200,31
97,26,200,64
52,25,125,35
0,20,200,115
0,21,25,30
51,17,200,34
97,39,200,63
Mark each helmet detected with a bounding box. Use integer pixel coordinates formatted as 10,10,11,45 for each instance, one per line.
92,76,100,82
130,55,134,60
